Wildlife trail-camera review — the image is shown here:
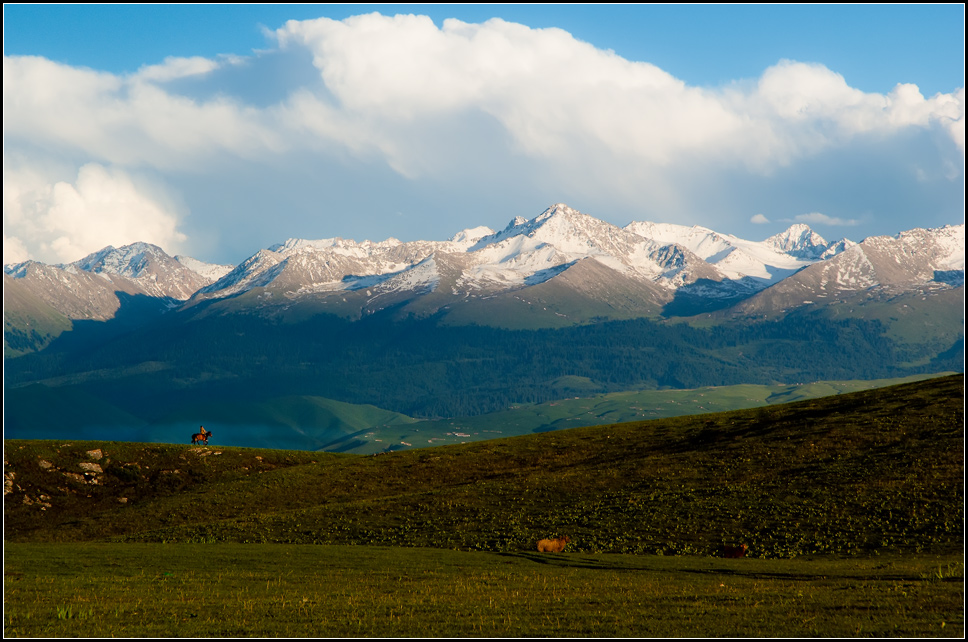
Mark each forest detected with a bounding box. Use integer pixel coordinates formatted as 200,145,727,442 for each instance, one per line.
5,304,960,419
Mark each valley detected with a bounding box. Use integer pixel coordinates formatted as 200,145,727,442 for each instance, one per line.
4,203,963,450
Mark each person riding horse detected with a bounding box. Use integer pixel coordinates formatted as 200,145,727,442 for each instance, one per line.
191,426,211,445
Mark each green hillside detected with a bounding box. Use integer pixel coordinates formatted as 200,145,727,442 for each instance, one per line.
2,275,73,358
152,395,418,451
3,390,419,450
5,374,963,559
6,309,962,424
377,373,954,453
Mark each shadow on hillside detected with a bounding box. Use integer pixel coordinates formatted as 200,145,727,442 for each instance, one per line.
498,552,930,582
660,278,758,317
317,428,371,453
499,552,639,570
24,291,178,356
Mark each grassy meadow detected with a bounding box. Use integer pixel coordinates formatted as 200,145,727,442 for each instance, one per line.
4,543,962,637
4,373,964,636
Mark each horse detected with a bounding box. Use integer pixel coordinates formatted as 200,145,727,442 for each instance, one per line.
721,543,748,558
191,431,211,445
537,536,571,552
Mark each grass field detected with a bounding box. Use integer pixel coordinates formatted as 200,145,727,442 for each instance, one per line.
4,543,963,637
4,374,964,636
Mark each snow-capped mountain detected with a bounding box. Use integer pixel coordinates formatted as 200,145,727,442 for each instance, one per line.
734,224,966,314
5,204,964,333
763,223,843,260
190,204,732,318
3,261,142,322
623,220,853,284
174,254,235,282
4,242,233,324
68,242,232,300
185,203,886,323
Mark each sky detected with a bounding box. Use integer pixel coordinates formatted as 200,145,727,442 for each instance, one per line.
3,4,965,267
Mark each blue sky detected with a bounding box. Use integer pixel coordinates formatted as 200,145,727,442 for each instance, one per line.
4,4,964,266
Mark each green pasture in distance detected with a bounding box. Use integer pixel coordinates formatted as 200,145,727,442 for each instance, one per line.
3,543,963,638
363,373,953,453
4,372,953,453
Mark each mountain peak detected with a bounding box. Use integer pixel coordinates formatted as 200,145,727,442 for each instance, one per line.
269,238,341,254
450,226,494,244
502,216,529,232
765,224,830,259
71,242,169,278
539,202,580,219
499,203,581,233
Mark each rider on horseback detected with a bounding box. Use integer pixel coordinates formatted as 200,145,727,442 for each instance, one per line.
191,426,211,445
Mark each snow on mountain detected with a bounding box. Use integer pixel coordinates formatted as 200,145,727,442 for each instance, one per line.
193,232,447,305
449,226,494,245
763,223,833,259
462,203,722,290
192,202,961,322
8,205,962,327
3,242,236,325
195,249,283,299
924,224,966,271
733,223,965,313
624,221,734,261
373,254,442,294
192,203,726,312
67,242,222,300
3,262,32,279
849,224,965,285
71,242,160,278
3,260,140,321
269,236,407,256
624,220,853,284
175,255,234,282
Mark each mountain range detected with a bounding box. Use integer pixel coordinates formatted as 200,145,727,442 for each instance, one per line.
3,203,963,448
5,203,963,340
177,203,868,324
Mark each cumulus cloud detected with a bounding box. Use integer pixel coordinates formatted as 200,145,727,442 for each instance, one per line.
272,16,964,174
5,15,963,180
750,214,771,224
2,13,964,263
3,55,284,170
273,14,744,172
3,162,187,264
3,235,30,265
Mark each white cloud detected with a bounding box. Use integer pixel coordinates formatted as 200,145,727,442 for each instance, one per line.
273,15,745,172
3,162,187,264
3,55,285,170
4,16,962,183
750,214,770,224
1,13,963,263
134,55,223,83
3,235,30,265
272,17,964,175
793,212,861,227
